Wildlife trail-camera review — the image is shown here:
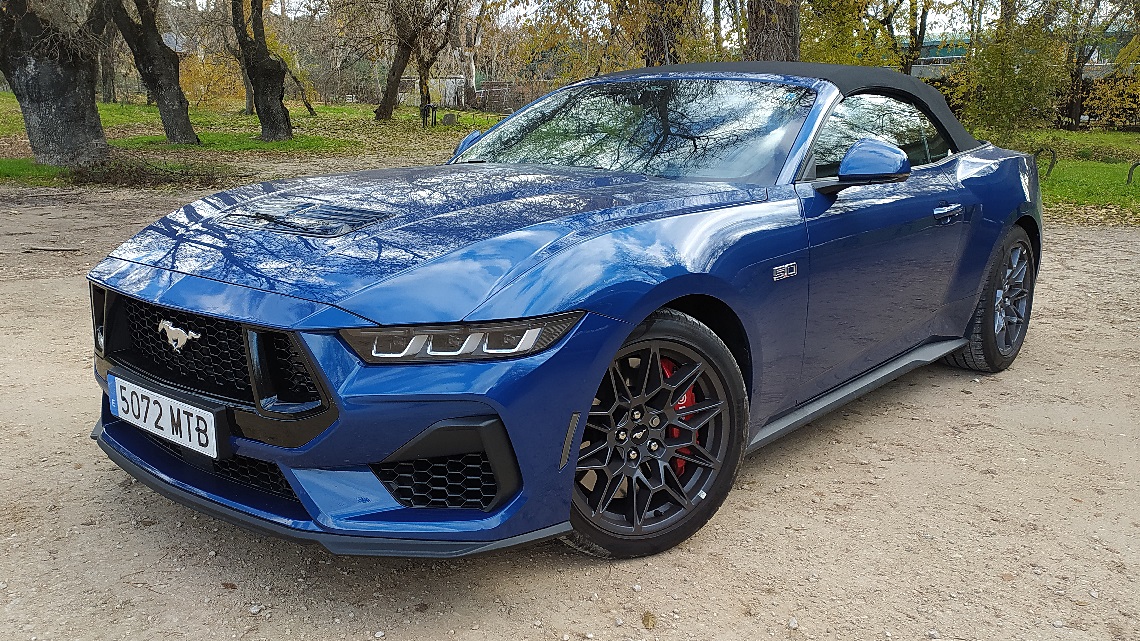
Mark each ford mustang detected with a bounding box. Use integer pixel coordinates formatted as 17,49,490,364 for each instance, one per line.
88,62,1040,558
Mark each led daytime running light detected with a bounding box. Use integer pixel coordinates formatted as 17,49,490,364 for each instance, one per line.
340,312,583,364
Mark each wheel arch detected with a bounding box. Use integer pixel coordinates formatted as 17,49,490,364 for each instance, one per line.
658,294,754,402
1014,214,1041,273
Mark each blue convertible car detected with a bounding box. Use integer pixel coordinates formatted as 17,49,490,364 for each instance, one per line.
89,62,1040,558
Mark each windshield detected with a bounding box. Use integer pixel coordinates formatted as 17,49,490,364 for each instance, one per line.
455,78,816,183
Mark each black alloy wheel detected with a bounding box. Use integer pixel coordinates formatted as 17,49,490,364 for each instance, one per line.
564,309,747,558
944,224,1036,373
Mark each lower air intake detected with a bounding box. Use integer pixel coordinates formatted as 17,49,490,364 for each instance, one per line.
373,452,499,510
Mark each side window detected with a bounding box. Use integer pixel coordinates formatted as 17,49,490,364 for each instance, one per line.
808,94,952,179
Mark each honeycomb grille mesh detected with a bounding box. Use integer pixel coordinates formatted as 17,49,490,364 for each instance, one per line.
263,332,321,404
373,453,498,510
117,298,253,403
144,433,299,501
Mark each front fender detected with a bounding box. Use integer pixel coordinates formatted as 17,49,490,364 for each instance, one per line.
468,191,811,427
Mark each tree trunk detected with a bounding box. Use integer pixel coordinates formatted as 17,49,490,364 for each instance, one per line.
231,0,292,140
113,0,199,144
0,0,109,167
463,50,476,106
644,0,685,66
744,0,800,62
241,65,255,115
417,58,431,107
99,25,117,103
712,0,723,54
284,61,317,116
1062,71,1086,129
375,40,413,121
899,0,928,75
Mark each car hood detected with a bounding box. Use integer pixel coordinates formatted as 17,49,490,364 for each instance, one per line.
101,164,764,325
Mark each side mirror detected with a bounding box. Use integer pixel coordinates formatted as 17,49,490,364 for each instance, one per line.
817,138,911,194
453,130,482,158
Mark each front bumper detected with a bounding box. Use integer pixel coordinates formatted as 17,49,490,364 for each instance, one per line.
91,307,632,556
96,424,570,557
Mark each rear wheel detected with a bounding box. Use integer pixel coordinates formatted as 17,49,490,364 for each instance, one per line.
563,309,747,558
944,225,1036,372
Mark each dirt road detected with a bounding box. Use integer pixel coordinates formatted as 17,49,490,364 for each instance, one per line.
0,187,1136,641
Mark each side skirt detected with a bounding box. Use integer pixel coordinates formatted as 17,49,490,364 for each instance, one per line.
747,338,968,453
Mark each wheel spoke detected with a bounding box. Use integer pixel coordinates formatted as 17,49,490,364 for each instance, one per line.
630,476,651,530
609,365,634,406
661,461,692,508
636,345,663,398
577,439,609,467
675,398,723,428
664,361,703,405
671,443,720,471
592,472,623,516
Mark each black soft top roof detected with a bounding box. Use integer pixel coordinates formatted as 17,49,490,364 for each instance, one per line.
600,61,981,152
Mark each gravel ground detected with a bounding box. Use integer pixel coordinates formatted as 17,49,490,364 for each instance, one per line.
0,186,1136,641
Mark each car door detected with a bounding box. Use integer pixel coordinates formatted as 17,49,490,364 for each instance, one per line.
796,93,976,399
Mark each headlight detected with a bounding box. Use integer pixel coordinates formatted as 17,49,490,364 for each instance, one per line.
340,311,584,363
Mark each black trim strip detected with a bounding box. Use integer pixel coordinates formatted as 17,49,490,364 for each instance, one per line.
748,338,967,452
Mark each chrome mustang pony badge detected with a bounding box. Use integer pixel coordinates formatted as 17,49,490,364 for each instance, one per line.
157,320,201,353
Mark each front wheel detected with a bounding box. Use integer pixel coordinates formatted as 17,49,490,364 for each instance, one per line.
944,225,1036,372
563,309,747,558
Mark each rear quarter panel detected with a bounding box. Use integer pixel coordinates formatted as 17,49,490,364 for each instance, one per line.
944,144,1041,334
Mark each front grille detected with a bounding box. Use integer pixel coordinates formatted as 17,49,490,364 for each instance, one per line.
116,297,253,403
144,434,299,501
373,453,498,510
263,332,321,404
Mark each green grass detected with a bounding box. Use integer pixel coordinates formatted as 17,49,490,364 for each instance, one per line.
1040,159,1140,212
0,158,66,185
111,131,356,153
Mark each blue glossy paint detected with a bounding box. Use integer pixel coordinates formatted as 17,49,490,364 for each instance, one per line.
88,68,1041,556
453,130,482,156
837,138,911,182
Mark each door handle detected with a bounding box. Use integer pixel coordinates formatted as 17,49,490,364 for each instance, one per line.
933,203,964,222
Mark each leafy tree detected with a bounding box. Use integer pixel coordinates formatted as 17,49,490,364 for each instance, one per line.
800,0,896,65
1055,0,1129,129
952,20,1066,132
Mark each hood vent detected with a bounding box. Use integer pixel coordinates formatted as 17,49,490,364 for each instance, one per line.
218,195,397,237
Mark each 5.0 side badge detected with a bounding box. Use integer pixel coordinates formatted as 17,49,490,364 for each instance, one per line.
773,262,798,281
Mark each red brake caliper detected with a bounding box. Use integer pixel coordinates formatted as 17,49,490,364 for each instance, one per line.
661,358,697,477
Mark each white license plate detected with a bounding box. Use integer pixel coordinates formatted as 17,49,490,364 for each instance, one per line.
108,374,219,458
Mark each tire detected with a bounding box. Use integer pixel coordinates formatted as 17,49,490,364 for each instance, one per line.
943,225,1036,373
562,309,748,558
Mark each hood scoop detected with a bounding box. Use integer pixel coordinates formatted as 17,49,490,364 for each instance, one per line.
218,194,397,237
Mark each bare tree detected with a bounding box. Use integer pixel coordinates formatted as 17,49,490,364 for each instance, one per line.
744,0,800,61
413,0,459,107
374,0,448,120
111,0,200,143
231,0,292,139
0,0,112,166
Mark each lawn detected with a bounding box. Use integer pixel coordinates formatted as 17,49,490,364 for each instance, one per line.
983,128,1140,224
0,92,501,186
